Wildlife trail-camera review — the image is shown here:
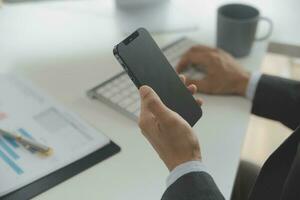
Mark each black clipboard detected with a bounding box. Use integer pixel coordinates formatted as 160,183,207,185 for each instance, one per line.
1,141,120,200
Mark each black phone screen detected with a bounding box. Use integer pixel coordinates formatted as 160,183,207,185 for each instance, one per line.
114,28,202,126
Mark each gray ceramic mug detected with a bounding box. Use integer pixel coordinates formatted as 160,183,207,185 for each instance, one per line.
217,4,273,57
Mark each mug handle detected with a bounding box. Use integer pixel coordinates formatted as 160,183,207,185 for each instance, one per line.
255,17,273,41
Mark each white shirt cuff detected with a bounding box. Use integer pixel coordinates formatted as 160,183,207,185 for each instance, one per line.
246,72,262,101
166,161,207,188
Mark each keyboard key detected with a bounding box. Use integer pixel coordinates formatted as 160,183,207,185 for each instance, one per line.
126,101,140,112
102,90,114,98
109,86,120,95
111,93,124,103
119,97,135,107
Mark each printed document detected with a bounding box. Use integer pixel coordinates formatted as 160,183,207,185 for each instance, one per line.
0,74,110,196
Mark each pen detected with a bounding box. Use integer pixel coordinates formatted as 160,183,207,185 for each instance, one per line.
0,129,52,155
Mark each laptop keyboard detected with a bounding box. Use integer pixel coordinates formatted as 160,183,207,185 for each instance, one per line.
87,37,205,121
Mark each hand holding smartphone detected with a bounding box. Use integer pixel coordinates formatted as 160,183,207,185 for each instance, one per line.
113,28,202,126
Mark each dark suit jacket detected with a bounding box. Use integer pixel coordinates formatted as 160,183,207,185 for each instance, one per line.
162,75,300,200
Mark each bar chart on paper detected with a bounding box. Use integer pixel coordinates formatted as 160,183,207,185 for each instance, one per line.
0,128,40,176
0,137,23,175
0,74,111,197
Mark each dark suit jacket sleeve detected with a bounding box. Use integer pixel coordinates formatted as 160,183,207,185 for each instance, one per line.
252,74,300,130
161,172,225,200
248,126,300,200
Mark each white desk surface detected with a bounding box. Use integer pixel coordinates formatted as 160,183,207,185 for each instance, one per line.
0,1,271,199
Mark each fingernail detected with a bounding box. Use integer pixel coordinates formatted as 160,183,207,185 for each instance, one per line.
139,85,150,98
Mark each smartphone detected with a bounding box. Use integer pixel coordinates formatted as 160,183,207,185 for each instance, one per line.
113,28,202,126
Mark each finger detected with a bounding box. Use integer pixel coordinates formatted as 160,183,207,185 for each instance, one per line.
177,52,212,73
179,74,186,85
179,75,197,94
185,78,212,94
139,88,156,131
138,114,156,133
139,85,172,122
190,45,216,52
176,45,215,73
187,84,197,95
176,55,190,73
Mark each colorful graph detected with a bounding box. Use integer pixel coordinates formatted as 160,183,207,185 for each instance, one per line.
0,149,23,175
0,128,35,175
3,135,19,148
0,135,23,175
0,138,19,159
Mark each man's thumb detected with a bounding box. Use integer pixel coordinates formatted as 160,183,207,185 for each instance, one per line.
139,85,170,120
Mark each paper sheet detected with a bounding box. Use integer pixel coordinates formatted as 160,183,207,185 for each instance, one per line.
0,74,110,196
